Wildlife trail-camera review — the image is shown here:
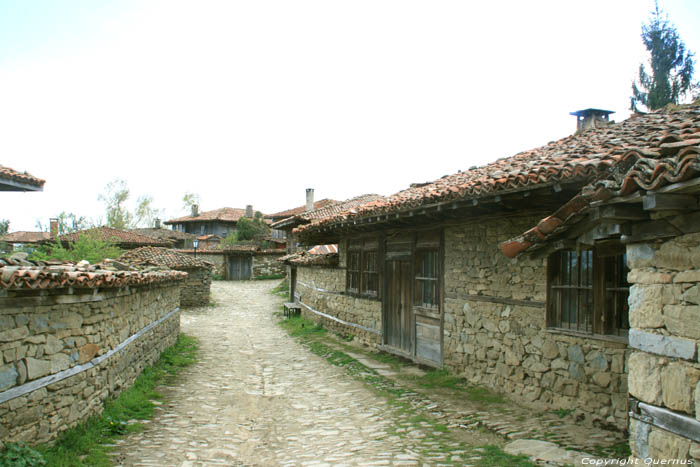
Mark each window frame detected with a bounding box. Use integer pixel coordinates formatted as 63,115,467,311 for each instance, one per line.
414,248,439,310
346,238,380,298
547,245,629,339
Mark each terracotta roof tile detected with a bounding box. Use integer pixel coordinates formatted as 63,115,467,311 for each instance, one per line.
119,247,212,270
59,227,171,247
272,195,384,229
0,231,51,244
0,257,186,290
298,105,700,238
131,228,197,242
165,207,255,225
279,251,339,266
0,165,45,189
266,199,337,219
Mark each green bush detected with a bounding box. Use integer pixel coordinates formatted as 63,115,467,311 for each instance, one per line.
0,443,46,466
30,232,122,264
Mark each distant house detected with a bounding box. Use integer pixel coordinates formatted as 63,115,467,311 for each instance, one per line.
0,164,44,192
120,246,212,307
265,189,338,245
269,190,383,253
165,205,263,237
289,104,700,446
0,231,51,247
58,226,172,250
131,225,197,249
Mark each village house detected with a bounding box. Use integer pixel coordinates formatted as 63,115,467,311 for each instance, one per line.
266,189,338,251
165,205,261,237
131,219,197,249
288,104,700,460
57,226,172,250
119,247,212,307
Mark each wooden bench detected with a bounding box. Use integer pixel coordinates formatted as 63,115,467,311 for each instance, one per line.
283,302,301,318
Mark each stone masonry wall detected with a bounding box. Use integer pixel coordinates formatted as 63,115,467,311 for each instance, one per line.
180,267,211,307
443,215,629,429
253,253,286,278
194,252,226,277
626,233,700,461
0,283,181,446
296,264,381,347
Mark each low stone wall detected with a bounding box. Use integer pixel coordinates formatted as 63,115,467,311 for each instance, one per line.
180,267,211,307
443,217,629,429
626,233,700,461
186,251,225,277
296,265,381,346
0,283,181,446
253,252,286,278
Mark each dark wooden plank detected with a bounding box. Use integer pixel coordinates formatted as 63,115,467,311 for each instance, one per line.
590,205,648,222
622,219,682,243
643,193,699,211
631,399,700,443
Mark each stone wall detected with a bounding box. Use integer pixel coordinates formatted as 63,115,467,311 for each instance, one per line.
0,283,181,445
443,215,629,429
626,233,700,461
190,252,225,277
295,262,381,346
180,267,211,307
253,252,286,278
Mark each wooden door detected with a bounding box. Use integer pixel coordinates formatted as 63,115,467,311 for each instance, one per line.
228,255,252,280
384,259,413,353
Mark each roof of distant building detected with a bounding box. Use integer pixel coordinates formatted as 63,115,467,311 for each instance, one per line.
164,207,253,225
120,246,212,270
59,226,172,248
0,231,51,244
266,199,338,220
0,165,45,191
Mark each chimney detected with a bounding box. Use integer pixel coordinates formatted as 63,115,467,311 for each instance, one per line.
154,218,161,229
305,188,314,212
570,108,614,133
246,205,253,218
49,218,59,237
191,204,199,217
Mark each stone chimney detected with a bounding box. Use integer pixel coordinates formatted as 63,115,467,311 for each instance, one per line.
246,205,253,218
154,218,161,229
191,204,199,217
306,188,314,212
49,218,59,237
570,108,614,133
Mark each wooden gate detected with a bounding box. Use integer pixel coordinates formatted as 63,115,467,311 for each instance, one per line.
227,255,252,280
385,259,413,353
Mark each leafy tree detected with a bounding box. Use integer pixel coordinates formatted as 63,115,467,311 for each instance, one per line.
237,212,270,241
0,219,9,235
98,179,133,229
632,2,697,110
222,231,239,247
134,195,163,228
30,231,122,264
182,192,200,213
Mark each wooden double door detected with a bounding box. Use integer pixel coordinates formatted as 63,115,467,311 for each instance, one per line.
228,255,252,280
383,231,443,366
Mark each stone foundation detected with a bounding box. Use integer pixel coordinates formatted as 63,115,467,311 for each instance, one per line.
443,216,629,429
0,283,181,446
296,265,381,346
180,267,211,307
627,233,700,461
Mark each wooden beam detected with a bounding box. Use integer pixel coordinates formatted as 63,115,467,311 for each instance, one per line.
578,223,627,246
590,205,648,222
630,398,700,443
621,219,682,243
643,193,699,211
667,210,700,234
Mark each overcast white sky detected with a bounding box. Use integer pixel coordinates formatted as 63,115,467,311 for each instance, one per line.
2,0,699,231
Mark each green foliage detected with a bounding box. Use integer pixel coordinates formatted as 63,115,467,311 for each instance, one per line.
0,443,46,466
236,215,270,241
221,231,238,247
632,2,698,110
416,369,504,404
98,179,133,229
552,408,574,418
30,232,122,264
0,219,9,235
211,272,225,281
253,273,285,281
37,334,198,466
473,445,535,467
134,195,163,228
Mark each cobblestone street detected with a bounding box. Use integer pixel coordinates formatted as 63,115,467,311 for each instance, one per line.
115,281,479,466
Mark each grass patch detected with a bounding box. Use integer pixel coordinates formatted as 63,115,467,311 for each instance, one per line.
254,274,285,281
473,445,536,466
552,408,574,419
270,279,290,299
416,369,504,404
18,334,199,467
278,315,326,339
590,440,631,459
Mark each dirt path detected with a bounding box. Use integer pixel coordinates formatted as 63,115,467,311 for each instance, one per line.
114,281,478,466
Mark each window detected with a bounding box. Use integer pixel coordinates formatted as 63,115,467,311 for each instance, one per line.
346,238,379,297
415,250,439,308
548,247,629,337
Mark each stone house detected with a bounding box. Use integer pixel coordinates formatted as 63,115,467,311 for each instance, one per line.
291,103,700,456
131,224,197,249
165,205,262,237
119,247,213,307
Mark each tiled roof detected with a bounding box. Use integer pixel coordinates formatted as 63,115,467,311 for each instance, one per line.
501,104,700,257
279,251,339,266
0,231,51,244
297,105,700,238
0,165,45,189
308,244,338,254
164,208,251,225
131,228,197,242
266,199,337,219
0,257,186,290
273,195,384,229
59,227,172,247
120,247,212,270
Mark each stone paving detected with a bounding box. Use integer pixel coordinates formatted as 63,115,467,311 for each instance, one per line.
114,280,626,466
114,281,487,466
